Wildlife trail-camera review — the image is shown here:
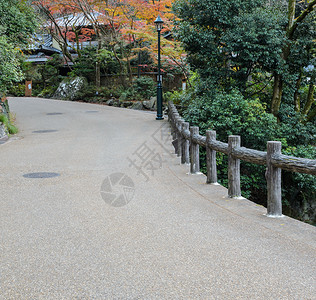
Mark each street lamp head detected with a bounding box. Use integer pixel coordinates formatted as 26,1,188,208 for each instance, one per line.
154,14,164,31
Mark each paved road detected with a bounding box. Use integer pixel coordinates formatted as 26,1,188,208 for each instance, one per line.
1,97,315,299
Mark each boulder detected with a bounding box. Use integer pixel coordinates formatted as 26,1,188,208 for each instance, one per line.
143,96,157,110
106,99,114,106
113,100,120,107
0,123,7,140
120,101,133,108
131,101,143,110
53,77,87,100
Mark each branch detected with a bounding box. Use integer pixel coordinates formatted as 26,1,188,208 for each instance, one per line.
288,0,316,39
245,74,273,89
247,76,273,97
36,4,74,63
305,105,316,122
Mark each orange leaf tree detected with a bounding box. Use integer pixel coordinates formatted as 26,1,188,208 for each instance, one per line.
34,0,188,85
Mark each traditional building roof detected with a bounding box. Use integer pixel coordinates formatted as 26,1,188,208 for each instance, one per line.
23,34,62,62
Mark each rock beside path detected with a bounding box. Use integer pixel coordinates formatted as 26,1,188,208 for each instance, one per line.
0,123,8,141
130,101,143,110
143,96,157,110
105,96,157,111
53,77,87,100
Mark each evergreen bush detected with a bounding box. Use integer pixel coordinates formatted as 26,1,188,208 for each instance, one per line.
173,83,316,224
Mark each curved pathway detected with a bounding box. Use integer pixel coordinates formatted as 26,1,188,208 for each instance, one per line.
0,97,315,299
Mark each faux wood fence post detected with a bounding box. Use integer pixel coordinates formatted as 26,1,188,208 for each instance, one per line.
169,112,175,138
206,130,217,184
190,126,200,174
181,122,190,164
170,120,175,140
167,103,172,122
172,113,178,140
266,141,282,217
228,135,241,198
173,113,180,154
177,118,184,157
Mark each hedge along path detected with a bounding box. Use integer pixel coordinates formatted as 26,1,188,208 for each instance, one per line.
168,101,316,218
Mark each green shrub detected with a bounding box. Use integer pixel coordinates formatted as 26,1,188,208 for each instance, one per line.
282,145,316,224
119,92,128,101
7,122,18,134
173,86,316,223
8,83,25,96
0,113,18,134
73,84,96,101
70,47,120,82
131,77,156,100
184,89,279,148
37,86,58,98
183,89,279,202
0,114,8,125
97,86,115,98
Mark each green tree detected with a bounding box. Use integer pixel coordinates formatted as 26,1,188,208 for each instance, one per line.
172,0,316,223
0,36,24,97
271,0,316,118
173,0,267,86
0,0,37,97
173,0,316,120
0,0,37,45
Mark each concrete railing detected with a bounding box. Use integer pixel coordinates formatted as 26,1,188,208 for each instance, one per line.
168,101,316,217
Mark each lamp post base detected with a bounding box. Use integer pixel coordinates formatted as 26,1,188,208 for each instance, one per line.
156,82,163,121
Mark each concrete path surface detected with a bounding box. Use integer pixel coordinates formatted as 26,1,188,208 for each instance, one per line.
1,97,315,299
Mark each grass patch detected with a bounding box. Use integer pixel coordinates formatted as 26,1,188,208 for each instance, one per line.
0,113,18,134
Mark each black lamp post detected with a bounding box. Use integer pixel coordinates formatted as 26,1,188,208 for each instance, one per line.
154,15,164,120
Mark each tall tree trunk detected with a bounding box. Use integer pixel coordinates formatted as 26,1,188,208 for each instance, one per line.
271,73,283,117
306,105,316,123
73,26,82,58
270,0,296,117
288,0,296,30
294,71,302,112
301,76,315,117
127,59,133,83
137,51,141,78
95,40,101,88
111,46,126,87
96,61,101,88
